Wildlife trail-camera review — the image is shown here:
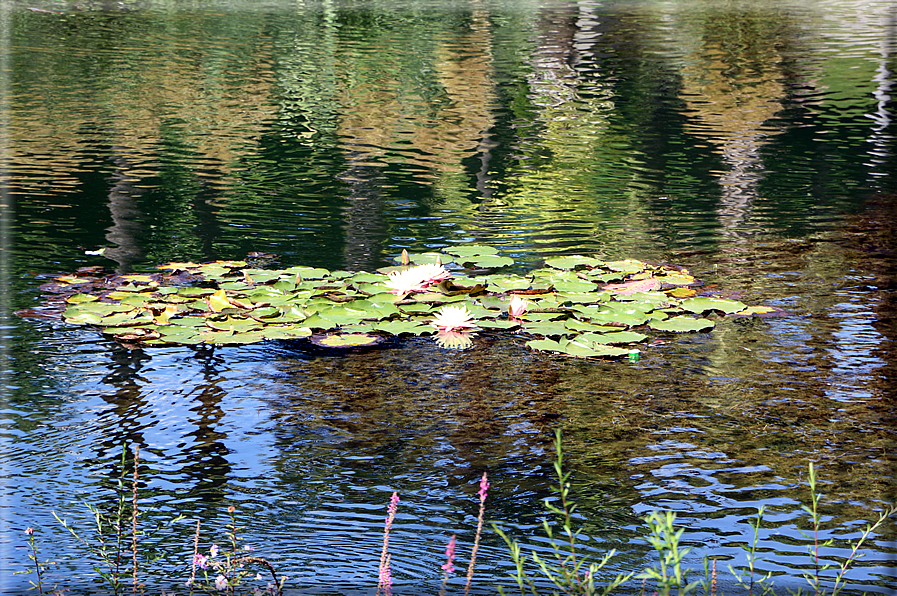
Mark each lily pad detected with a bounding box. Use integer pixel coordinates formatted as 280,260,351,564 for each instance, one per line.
587,331,647,344
443,245,499,257
310,333,384,348
649,316,715,332
371,320,431,335
543,255,603,270
679,296,747,314
526,338,564,352
521,320,576,337
455,254,514,268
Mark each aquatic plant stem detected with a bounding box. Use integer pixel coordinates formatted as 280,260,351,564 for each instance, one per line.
377,492,399,596
464,472,489,596
189,520,200,593
24,527,45,595
132,444,140,596
439,534,456,596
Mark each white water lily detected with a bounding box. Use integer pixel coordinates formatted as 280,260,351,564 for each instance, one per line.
431,305,477,332
384,263,451,296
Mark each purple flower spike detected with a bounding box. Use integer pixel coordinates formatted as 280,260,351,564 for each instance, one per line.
478,472,490,501
441,534,456,574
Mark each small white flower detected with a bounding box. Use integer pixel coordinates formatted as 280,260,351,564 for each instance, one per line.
214,574,228,591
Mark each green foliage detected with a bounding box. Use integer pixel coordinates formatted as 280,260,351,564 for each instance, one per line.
493,430,635,596
24,247,777,359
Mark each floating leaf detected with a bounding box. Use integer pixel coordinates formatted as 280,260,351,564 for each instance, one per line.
284,266,330,280
205,316,263,333
543,255,602,270
526,338,563,352
604,259,647,273
522,320,575,337
455,254,514,268
486,276,532,292
477,319,520,329
564,320,624,333
443,245,498,257
649,316,715,332
587,331,647,344
157,326,202,344
371,320,431,335
603,277,661,295
157,262,201,270
261,325,313,340
558,338,606,357
206,289,232,313
656,272,697,286
679,296,746,314
310,333,383,348
731,305,787,317
667,287,697,298
66,293,99,304
589,310,649,327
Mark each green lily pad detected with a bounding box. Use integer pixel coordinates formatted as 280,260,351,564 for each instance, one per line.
678,296,746,314
522,320,576,337
604,259,647,273
477,319,520,329
589,310,649,327
371,320,432,335
98,311,155,327
284,266,330,280
526,338,564,352
66,293,99,304
587,331,647,344
543,255,603,270
558,338,606,357
205,316,263,333
564,320,622,333
156,326,202,343
649,316,715,332
455,254,514,268
393,252,454,266
486,276,532,292
443,245,499,257
260,325,313,340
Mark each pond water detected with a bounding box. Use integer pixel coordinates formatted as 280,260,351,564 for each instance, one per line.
2,0,896,594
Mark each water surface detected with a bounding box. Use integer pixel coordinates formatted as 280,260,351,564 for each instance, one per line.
2,0,896,594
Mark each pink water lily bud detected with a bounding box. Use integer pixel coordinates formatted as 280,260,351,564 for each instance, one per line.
508,295,529,317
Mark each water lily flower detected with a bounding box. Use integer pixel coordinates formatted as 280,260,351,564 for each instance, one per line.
508,295,529,318
431,305,477,332
384,263,451,296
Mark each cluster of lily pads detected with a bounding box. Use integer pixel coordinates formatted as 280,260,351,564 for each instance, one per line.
26,245,777,358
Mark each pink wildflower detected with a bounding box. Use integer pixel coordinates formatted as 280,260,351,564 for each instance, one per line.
441,535,456,574
25,527,33,535
508,295,529,318
478,473,490,501
193,553,209,569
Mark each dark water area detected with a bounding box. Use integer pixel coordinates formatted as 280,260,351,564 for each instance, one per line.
2,0,896,594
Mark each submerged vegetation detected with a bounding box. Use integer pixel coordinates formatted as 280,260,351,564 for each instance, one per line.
19,246,781,357
17,433,895,595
